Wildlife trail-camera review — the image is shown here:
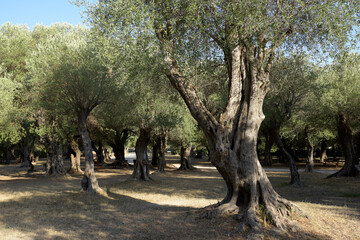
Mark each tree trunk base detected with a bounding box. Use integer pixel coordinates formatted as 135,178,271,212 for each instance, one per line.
198,187,302,238
326,165,360,178
67,168,83,175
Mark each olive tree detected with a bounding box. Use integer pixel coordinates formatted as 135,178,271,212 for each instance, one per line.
28,24,115,192
84,0,360,234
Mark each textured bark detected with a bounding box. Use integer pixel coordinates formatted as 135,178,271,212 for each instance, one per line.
156,24,299,235
44,141,67,176
319,140,327,164
131,126,151,180
157,130,168,172
109,129,128,167
78,110,102,192
179,145,193,170
151,135,161,167
263,133,274,166
328,113,360,178
273,129,302,187
68,138,83,174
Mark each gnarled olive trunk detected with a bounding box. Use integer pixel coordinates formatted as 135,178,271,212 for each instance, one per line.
272,127,302,187
68,138,83,174
109,129,128,167
157,130,168,172
157,31,299,234
78,110,102,192
44,141,67,176
179,145,193,170
131,126,151,180
320,140,327,164
328,113,360,178
151,135,161,167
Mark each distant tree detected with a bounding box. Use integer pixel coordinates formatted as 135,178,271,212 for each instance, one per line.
28,24,115,192
313,53,360,177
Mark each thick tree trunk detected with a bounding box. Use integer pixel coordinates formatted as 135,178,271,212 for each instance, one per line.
179,145,193,170
157,130,168,172
328,113,360,178
320,140,327,164
156,32,299,235
68,138,83,174
44,141,67,176
151,135,161,167
78,110,102,192
109,129,128,167
272,128,302,187
263,134,273,166
131,126,151,180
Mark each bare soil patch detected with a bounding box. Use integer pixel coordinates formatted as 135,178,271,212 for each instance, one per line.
0,157,359,239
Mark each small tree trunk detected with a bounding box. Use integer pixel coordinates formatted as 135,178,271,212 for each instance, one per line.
78,110,102,192
158,130,168,172
305,143,314,172
110,129,128,167
131,126,151,181
273,128,302,187
328,113,360,178
92,142,104,165
68,138,83,174
263,134,273,166
320,140,327,164
179,145,193,170
151,135,161,167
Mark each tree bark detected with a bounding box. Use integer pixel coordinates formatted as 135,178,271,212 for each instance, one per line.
109,129,128,167
78,110,102,192
92,142,104,165
157,130,168,172
131,126,151,180
327,113,360,178
68,138,83,174
151,135,161,167
272,128,302,187
319,140,327,164
178,145,193,170
305,143,314,172
156,26,299,234
44,140,67,176
263,133,273,166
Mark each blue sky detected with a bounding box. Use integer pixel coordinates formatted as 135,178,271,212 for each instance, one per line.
0,0,90,29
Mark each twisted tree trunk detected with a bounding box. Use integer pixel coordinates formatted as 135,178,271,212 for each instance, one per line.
131,126,151,180
68,138,83,174
305,143,314,172
319,140,327,164
328,113,360,178
179,145,193,170
109,129,128,167
78,110,102,192
272,127,302,187
151,134,161,167
157,130,168,172
44,141,67,176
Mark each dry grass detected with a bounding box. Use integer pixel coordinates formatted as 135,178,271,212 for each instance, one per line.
0,157,359,240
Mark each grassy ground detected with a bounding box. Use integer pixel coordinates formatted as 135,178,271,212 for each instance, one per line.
0,156,359,240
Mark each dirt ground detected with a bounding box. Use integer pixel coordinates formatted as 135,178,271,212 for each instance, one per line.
0,156,359,240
